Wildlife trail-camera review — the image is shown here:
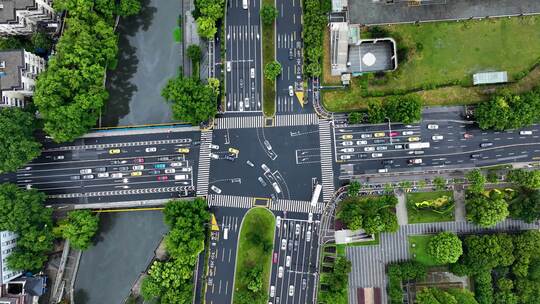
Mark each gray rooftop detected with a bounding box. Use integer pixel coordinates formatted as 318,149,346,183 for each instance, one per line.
349,0,540,25
348,40,396,73
473,71,508,85
0,50,23,91
0,0,36,24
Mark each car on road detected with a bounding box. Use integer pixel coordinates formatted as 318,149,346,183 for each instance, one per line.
306,230,311,242
342,141,353,146
374,132,385,137
289,285,294,296
170,162,183,167
409,158,422,164
289,48,294,60
463,133,473,139
134,158,144,163
356,140,367,145
340,155,351,160
82,174,94,180
148,170,160,175
376,146,387,151
263,140,272,150
132,165,144,170
209,144,219,150
258,177,267,187
278,266,284,278
341,134,353,139
226,61,232,72
95,167,107,172
276,216,281,228
80,168,92,174
286,256,291,267
250,68,255,79
389,132,399,137
224,155,236,162
177,148,190,154
288,85,294,97
341,148,354,153
361,133,372,139
374,139,386,144
364,146,375,152
270,286,275,298
520,130,533,135
480,142,493,148
432,135,444,141
111,173,123,178
302,278,307,290
131,171,142,176
308,212,313,223
174,174,189,180
261,164,270,172
295,224,300,235
408,136,420,142
97,172,109,178
145,147,157,153
402,131,414,136
119,166,129,171
281,239,287,250
382,159,394,165
413,150,425,155
371,153,383,158
239,78,244,88
471,153,481,159
228,147,240,155
111,160,127,165
210,185,221,194
154,163,166,169
157,176,168,181
109,148,121,154
294,240,299,251
53,155,65,160
210,153,219,160
70,175,80,180
427,124,439,130
164,168,175,174
394,144,404,149
244,97,250,109
272,182,282,194
288,240,293,251
179,167,191,172
378,168,389,173
158,156,170,161
273,252,278,264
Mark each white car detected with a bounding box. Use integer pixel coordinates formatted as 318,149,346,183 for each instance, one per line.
288,85,294,97
409,158,423,164
394,144,404,149
371,153,383,158
340,155,351,160
226,61,231,72
164,168,175,174
378,168,388,173
341,148,354,153
520,130,533,135
145,147,157,152
364,146,375,152
281,239,287,250
250,68,255,79
286,256,291,267
276,216,281,228
209,144,219,150
402,131,414,136
80,168,92,174
278,266,284,278
360,134,372,139
289,285,295,296
356,140,367,145
432,135,444,141
308,213,313,223
210,153,219,159
342,141,353,146
376,146,387,151
244,97,250,109
270,286,275,298
97,172,109,178
427,124,439,130
295,224,300,235
132,165,144,170
180,167,192,172
111,173,123,178
210,185,222,194
306,231,311,242
170,162,183,167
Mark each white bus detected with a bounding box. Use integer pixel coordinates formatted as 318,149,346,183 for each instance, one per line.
311,184,322,206
406,142,430,150
242,0,248,9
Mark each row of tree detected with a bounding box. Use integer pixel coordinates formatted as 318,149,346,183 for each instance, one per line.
0,183,100,271
366,94,423,124
303,0,331,77
194,0,225,39
34,0,141,142
141,198,210,303
475,88,540,131
336,195,398,235
416,287,478,304
318,256,351,303
0,107,41,172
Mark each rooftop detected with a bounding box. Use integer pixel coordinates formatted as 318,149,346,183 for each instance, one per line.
0,50,23,91
348,39,397,74
0,0,36,24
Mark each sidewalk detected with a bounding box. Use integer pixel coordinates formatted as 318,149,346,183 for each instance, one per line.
82,124,199,138
395,190,408,226
453,188,466,222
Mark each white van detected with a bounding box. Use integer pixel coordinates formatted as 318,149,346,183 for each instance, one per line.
272,182,282,194
242,0,248,9
226,61,231,72
174,174,189,180
250,68,255,78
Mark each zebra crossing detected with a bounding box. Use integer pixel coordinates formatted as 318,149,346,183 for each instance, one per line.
318,120,336,202
207,194,253,209
270,199,325,214
196,131,213,196
214,115,264,129
277,32,298,49
274,113,319,127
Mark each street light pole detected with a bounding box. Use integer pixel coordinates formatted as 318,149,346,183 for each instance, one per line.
386,117,392,144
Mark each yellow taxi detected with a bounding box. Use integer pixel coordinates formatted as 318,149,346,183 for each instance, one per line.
408,136,420,142
341,134,353,140
177,148,190,154
131,171,142,177
228,147,240,155
373,132,385,138
109,148,121,154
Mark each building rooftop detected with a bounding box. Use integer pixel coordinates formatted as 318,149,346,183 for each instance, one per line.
0,0,36,24
473,71,508,85
348,39,397,73
0,50,23,92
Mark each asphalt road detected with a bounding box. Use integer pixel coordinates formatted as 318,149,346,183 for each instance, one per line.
1,131,201,205
225,0,262,112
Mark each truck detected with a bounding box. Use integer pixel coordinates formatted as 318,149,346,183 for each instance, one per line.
406,142,430,150
174,174,189,180
310,184,322,206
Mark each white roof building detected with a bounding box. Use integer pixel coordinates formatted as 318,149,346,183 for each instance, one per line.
1,231,22,285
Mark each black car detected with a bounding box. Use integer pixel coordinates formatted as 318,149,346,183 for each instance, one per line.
289,48,294,60
373,139,386,144
95,167,107,172
382,159,394,165
359,153,368,158
158,156,170,161
148,170,160,175
224,155,236,162
70,175,81,180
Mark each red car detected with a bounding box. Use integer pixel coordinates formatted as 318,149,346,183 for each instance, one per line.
273,252,278,264
157,176,168,181
134,158,145,163
389,131,399,137
463,133,473,139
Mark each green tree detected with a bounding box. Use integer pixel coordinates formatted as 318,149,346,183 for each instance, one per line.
336,199,363,230
0,108,41,172
244,266,263,293
416,288,458,304
466,195,509,227
348,112,361,124
507,169,540,190
494,278,518,304
30,31,52,51
54,210,100,250
367,100,386,123
466,169,486,194
187,44,202,63
446,289,479,304
461,234,515,273
347,181,361,197
486,171,499,183
428,232,463,264
117,0,141,16
260,4,278,26
433,176,446,191
264,61,282,80
509,190,540,223
384,94,422,124
161,74,217,125
197,16,217,38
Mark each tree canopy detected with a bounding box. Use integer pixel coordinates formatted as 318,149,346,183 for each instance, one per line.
428,232,463,264
194,0,225,39
466,169,486,194
54,210,100,250
366,95,422,124
260,4,278,26
507,169,540,190
466,195,509,227
302,0,329,77
0,108,41,172
337,195,398,234
264,61,282,80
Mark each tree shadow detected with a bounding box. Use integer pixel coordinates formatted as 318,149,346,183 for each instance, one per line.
101,0,157,127
73,288,90,304
93,213,116,244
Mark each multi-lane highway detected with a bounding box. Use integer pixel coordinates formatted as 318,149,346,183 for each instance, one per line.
225,0,262,112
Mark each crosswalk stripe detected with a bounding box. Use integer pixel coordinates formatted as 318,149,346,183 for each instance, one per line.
214,115,265,129
207,194,252,209
270,199,324,214
274,113,319,127
318,120,335,202
196,131,213,196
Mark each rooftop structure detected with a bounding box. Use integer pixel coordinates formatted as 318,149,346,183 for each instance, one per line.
331,0,348,13
0,49,45,108
473,71,508,85
0,0,57,35
0,231,21,285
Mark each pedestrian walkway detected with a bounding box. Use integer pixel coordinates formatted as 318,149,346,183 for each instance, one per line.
395,191,408,225
274,113,319,127
318,120,336,202
270,199,325,214
214,115,265,129
453,188,466,222
207,194,252,209
45,138,193,152
346,219,540,304
196,131,213,196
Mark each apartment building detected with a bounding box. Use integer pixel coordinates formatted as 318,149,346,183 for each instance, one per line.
0,0,56,36
0,49,45,108
0,231,21,285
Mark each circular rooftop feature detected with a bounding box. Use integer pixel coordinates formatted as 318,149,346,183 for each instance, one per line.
362,52,376,67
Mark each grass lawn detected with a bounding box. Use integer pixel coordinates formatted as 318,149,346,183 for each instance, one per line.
408,235,442,266
233,208,276,303
262,0,275,117
173,26,182,43
407,191,455,224
322,16,540,112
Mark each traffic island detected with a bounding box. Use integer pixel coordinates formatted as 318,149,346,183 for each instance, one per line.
262,0,276,117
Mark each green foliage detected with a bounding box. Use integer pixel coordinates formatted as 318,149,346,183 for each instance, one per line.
140,259,194,303
260,4,278,26
387,261,427,304
466,194,509,227
384,94,422,123
509,189,540,223
486,171,499,183
117,0,141,16
446,288,479,304
194,0,224,39
320,256,351,298
264,61,282,80
0,183,53,272
337,195,398,234
187,44,202,63
507,169,540,190
414,196,451,209
494,278,518,304
428,232,463,264
348,112,362,124
0,108,41,172
433,176,446,191
367,100,386,123
54,210,99,250
475,270,494,304
459,234,515,274
475,89,540,131
30,31,53,51
416,287,457,304
511,230,540,278
302,0,327,77
161,74,218,125
466,169,486,194
347,181,361,197
244,266,263,293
